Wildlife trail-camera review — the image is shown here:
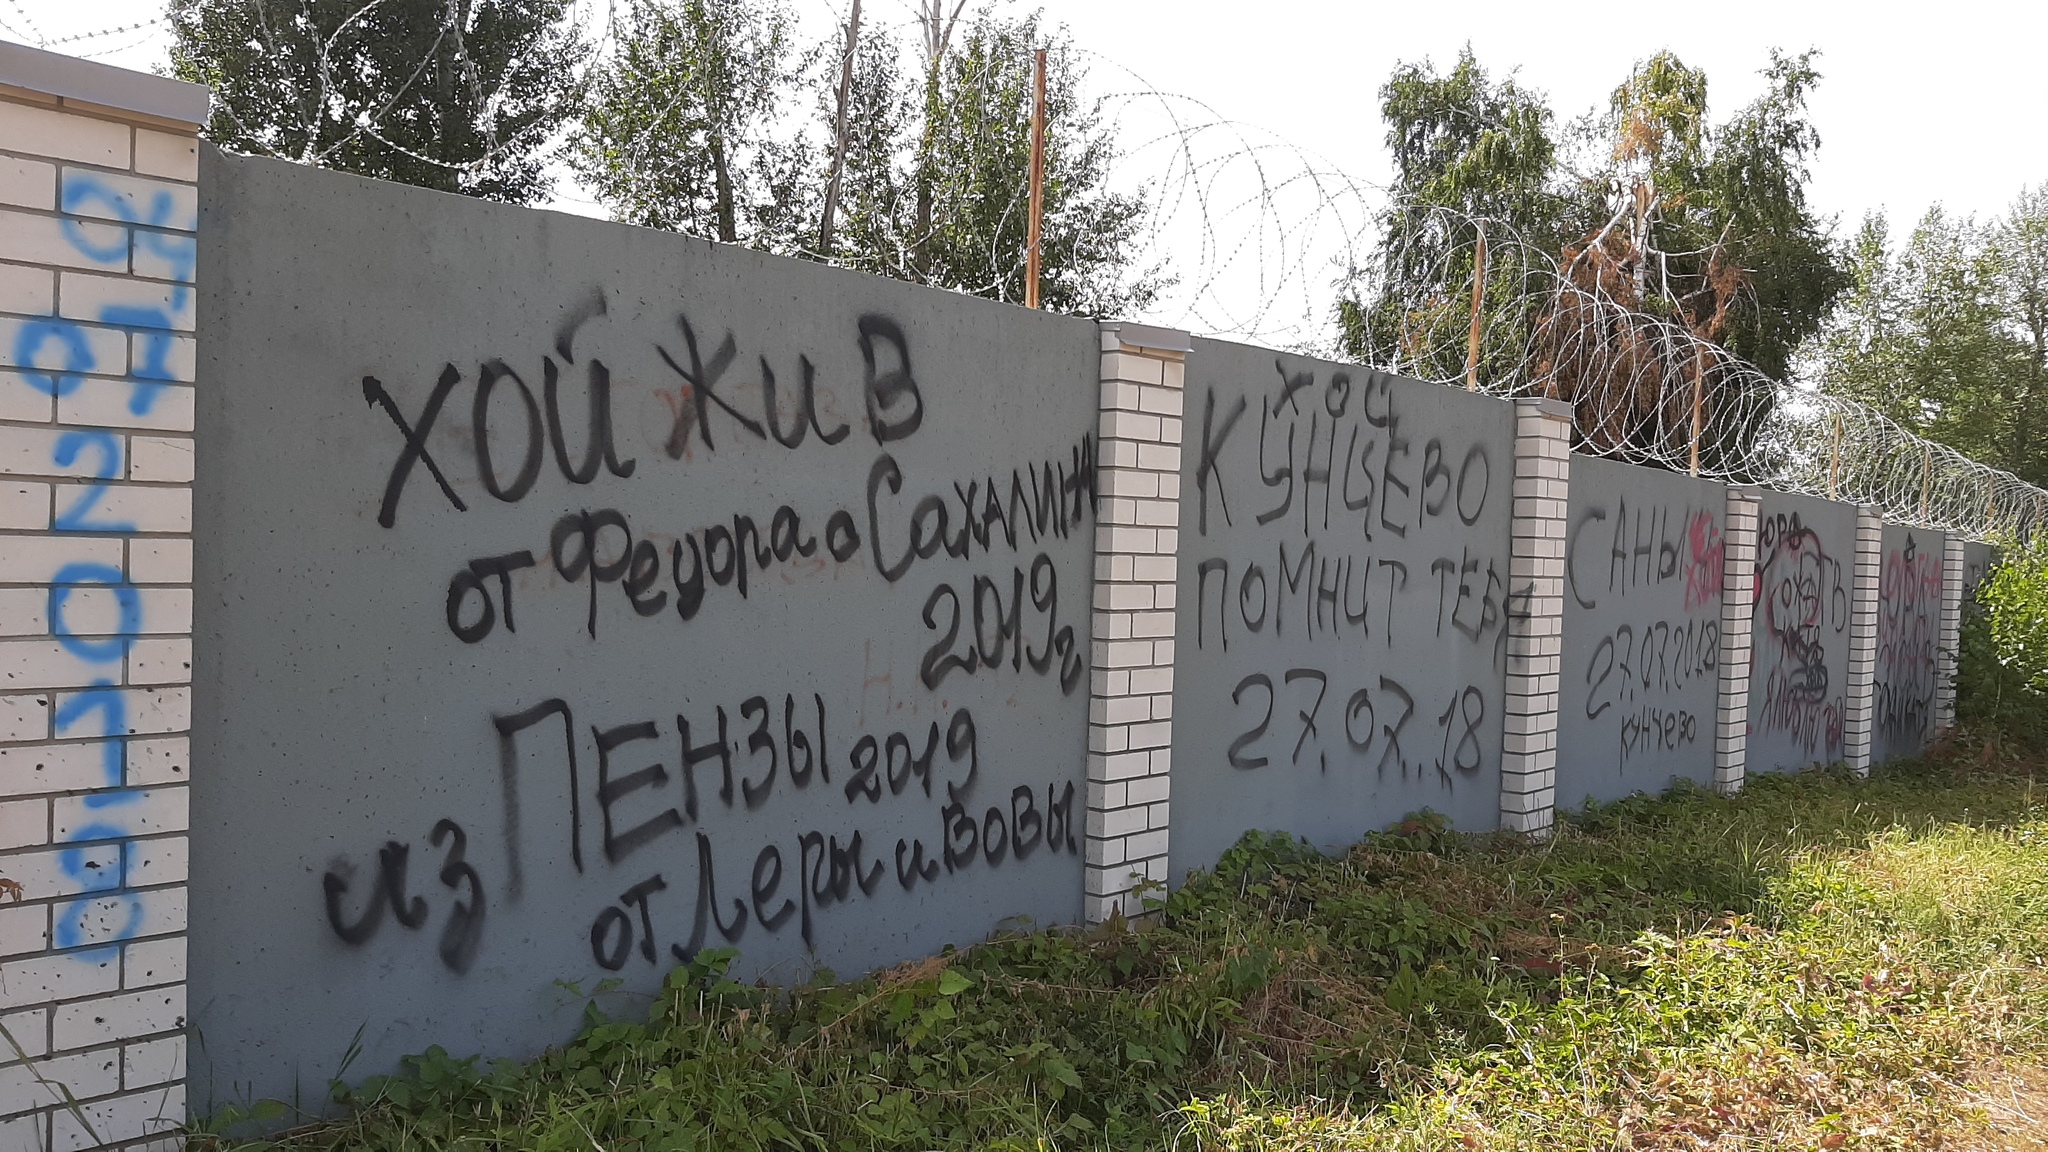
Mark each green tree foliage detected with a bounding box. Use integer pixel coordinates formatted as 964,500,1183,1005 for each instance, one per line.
1993,185,2048,475
907,12,1154,313
1578,49,1846,377
571,0,810,247
1805,197,2044,484
1338,49,1565,377
570,3,1154,314
1339,47,1845,386
168,0,586,203
813,22,918,278
1958,539,2048,750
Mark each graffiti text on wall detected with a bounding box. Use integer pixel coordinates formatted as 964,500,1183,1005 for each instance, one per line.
324,295,1090,972
1567,497,1723,771
1186,362,1506,788
21,176,196,963
1751,511,1850,761
1875,532,1942,751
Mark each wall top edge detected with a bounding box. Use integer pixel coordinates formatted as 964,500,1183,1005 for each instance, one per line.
1512,396,1573,419
1101,321,1194,355
0,39,210,127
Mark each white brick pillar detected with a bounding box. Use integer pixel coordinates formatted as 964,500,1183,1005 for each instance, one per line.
1501,397,1571,835
1714,487,1760,794
1843,506,1883,775
0,44,207,1151
1935,536,1965,734
1085,322,1188,923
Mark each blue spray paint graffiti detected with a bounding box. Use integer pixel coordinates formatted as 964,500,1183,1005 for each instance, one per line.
23,172,193,961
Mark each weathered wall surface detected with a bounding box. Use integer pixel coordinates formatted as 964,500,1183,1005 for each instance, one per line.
1169,340,1514,870
1558,456,1725,806
1960,541,1997,605
1746,491,1858,773
1873,524,1945,761
189,153,1097,1107
0,74,201,1149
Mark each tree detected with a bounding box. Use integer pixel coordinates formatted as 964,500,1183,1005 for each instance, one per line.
1379,48,1566,255
571,0,809,248
1994,185,2048,478
1342,45,1848,425
1574,49,1845,379
1338,47,1566,377
168,0,585,203
1807,202,2044,485
907,11,1155,314
811,21,917,276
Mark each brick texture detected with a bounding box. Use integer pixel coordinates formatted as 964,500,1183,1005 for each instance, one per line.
1935,537,1965,733
1714,488,1760,793
1843,507,1883,774
1501,398,1572,835
1084,324,1188,923
0,80,197,1151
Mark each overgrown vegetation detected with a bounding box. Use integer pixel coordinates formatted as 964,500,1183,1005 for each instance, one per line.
1959,539,2048,753
203,751,2048,1151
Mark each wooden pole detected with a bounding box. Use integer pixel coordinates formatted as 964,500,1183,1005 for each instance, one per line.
1024,48,1047,309
1688,343,1705,476
1827,410,1843,500
1920,443,1933,523
1464,221,1486,391
816,0,863,259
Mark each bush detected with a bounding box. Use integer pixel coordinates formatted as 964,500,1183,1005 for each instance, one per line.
1957,537,2048,750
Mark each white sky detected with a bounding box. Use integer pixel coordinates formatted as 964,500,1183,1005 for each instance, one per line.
14,0,2046,342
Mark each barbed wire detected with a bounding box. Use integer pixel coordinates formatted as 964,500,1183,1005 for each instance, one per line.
30,3,2034,541
1349,205,2038,543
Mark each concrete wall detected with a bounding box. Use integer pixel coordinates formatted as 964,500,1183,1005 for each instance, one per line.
1960,541,1997,605
1873,524,1946,761
1168,339,1515,870
1746,491,1858,774
1558,456,1725,806
189,153,1098,1108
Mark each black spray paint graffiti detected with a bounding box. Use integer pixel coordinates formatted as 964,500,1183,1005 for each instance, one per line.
336,293,1092,978
1567,497,1723,771
1222,667,1488,788
1751,512,1850,760
440,446,1093,652
323,696,1082,966
364,303,924,526
322,818,486,973
1190,360,1506,791
1875,533,1942,750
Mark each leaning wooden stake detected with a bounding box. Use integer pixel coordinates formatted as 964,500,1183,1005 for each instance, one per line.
1920,443,1933,523
1827,410,1844,500
1688,343,1706,476
1024,48,1047,309
1464,221,1487,390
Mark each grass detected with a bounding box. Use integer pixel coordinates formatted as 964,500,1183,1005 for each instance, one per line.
205,742,2048,1151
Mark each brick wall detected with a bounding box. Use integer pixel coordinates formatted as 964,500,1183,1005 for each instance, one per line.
1501,398,1571,835
1843,506,1883,775
0,47,204,1150
1935,536,1964,733
1084,323,1188,922
1714,488,1760,794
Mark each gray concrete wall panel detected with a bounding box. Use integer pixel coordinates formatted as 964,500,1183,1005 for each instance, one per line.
1746,491,1858,773
1558,456,1725,806
1169,339,1514,872
190,153,1096,1108
1961,541,1998,606
1873,523,1945,761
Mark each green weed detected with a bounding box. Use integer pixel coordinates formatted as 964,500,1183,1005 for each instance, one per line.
205,756,2048,1151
